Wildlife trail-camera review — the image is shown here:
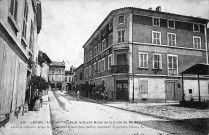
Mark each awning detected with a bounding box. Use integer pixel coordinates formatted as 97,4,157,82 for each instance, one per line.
180,63,209,75
180,63,209,102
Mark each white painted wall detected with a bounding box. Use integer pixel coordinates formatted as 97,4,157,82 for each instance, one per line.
184,80,209,101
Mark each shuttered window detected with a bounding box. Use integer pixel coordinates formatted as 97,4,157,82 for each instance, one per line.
139,80,148,94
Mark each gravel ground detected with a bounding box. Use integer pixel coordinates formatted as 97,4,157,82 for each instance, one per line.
106,103,209,120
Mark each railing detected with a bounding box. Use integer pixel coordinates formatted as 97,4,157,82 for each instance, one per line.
111,65,129,73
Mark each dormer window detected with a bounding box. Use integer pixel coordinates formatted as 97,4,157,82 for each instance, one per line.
118,15,125,24
193,24,200,32
168,20,175,29
153,18,160,26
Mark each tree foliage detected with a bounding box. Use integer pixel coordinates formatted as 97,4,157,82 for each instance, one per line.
28,75,49,92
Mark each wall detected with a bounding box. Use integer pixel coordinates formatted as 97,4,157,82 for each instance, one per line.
129,77,166,102
0,0,39,117
184,79,209,101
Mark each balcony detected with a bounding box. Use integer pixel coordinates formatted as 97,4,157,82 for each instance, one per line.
111,65,129,73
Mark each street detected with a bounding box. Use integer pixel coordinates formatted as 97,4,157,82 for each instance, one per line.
49,90,207,135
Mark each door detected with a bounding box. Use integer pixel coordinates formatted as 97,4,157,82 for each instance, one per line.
116,80,128,101
165,81,175,101
165,80,182,101
117,54,127,65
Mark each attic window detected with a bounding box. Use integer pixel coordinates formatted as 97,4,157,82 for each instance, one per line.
168,20,175,29
193,24,200,32
119,15,125,24
153,18,160,26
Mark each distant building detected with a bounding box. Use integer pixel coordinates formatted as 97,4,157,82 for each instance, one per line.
0,0,42,124
83,7,209,102
64,70,74,90
37,51,51,81
72,64,84,89
37,51,51,95
49,61,65,88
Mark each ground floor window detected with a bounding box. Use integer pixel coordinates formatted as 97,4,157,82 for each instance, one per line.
139,80,148,94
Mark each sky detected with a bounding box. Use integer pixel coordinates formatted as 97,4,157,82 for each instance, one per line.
37,0,209,69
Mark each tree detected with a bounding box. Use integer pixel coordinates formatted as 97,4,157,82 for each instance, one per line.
27,75,49,110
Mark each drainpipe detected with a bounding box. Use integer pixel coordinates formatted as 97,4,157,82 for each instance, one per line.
198,74,201,102
204,24,208,64
129,12,134,102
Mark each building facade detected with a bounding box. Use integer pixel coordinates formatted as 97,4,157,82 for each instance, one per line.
49,61,65,88
37,51,51,82
83,7,209,102
0,0,42,123
72,64,84,89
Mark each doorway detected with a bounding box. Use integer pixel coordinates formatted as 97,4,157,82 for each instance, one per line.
116,80,128,101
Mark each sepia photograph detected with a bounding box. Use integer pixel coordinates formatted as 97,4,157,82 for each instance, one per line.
0,0,209,134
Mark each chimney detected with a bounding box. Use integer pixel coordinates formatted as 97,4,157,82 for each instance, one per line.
148,7,152,10
156,6,161,12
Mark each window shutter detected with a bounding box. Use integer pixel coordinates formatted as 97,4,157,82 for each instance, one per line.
10,0,14,15
14,0,18,21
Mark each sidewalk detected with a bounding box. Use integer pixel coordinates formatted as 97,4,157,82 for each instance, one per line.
0,95,52,135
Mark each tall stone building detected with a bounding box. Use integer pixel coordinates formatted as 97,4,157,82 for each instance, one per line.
83,7,209,102
49,61,65,89
0,0,42,123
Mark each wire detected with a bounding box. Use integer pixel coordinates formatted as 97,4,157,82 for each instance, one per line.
138,0,151,8
132,0,142,7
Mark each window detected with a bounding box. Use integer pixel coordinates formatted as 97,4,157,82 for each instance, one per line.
168,20,175,29
84,55,86,63
94,46,97,56
52,68,55,73
118,15,125,24
89,65,91,76
59,69,61,73
9,0,18,21
29,21,34,52
108,33,113,46
102,28,106,36
139,80,148,94
117,30,125,43
102,39,106,51
22,0,28,40
153,53,162,69
153,18,160,26
193,36,201,49
98,43,101,53
80,73,83,80
108,54,112,70
109,19,113,29
89,51,92,59
167,33,176,46
98,60,101,72
139,52,148,68
94,63,97,72
193,24,200,32
101,58,105,71
168,55,178,75
152,31,161,44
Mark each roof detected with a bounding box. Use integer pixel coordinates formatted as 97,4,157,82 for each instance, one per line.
180,63,209,75
75,64,84,71
82,7,208,48
50,61,65,67
38,51,51,63
65,70,74,75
